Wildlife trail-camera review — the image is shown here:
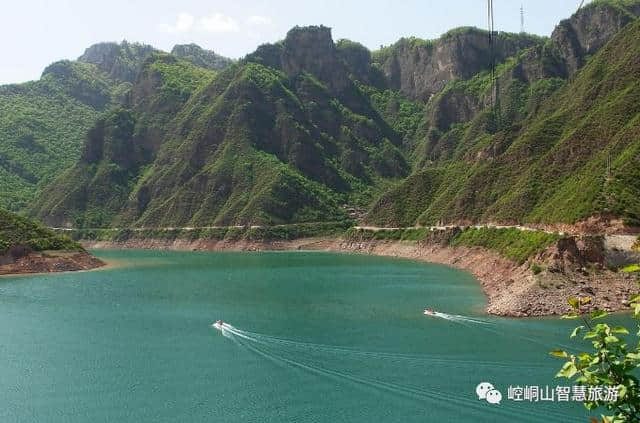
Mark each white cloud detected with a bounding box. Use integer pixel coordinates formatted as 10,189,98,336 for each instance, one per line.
247,15,272,26
159,12,195,33
198,13,239,33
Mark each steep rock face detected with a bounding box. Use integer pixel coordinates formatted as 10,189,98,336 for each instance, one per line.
280,26,351,93
374,29,542,101
552,2,640,74
247,26,357,95
78,41,157,83
427,88,480,132
171,44,233,70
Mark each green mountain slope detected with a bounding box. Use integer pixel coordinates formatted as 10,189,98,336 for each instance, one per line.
31,30,415,227
368,18,640,227
0,208,79,252
0,61,122,211
0,41,233,213
171,44,234,70
11,3,640,231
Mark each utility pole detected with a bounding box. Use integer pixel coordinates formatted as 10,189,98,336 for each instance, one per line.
520,5,525,34
487,0,496,106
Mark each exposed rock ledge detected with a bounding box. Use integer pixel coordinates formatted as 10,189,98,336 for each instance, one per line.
83,236,639,317
0,248,105,276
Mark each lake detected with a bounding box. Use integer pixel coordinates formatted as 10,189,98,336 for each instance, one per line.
1,249,613,422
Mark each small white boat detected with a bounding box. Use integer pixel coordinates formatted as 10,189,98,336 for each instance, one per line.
213,319,225,330
423,309,437,316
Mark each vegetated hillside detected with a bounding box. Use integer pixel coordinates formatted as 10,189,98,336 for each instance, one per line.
30,23,539,228
0,61,123,211
368,17,640,228
16,1,640,231
171,44,234,70
0,208,79,252
31,28,411,227
0,41,232,213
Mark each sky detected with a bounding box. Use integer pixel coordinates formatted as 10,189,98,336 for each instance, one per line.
1,0,589,84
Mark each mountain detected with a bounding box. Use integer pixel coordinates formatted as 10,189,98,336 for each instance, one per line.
12,1,640,231
0,41,232,213
78,40,158,83
171,44,234,70
367,5,640,228
0,60,122,211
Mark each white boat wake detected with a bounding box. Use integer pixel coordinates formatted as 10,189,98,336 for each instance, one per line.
424,310,491,325
210,321,577,422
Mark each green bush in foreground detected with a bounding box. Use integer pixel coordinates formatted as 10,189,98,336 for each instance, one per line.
552,295,640,422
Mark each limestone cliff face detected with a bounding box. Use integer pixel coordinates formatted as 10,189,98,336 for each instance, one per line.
78,41,157,83
427,88,480,132
552,2,640,74
247,26,352,94
374,29,541,102
423,2,640,134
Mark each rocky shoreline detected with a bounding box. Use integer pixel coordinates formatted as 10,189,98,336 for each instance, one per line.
82,235,639,317
0,249,105,276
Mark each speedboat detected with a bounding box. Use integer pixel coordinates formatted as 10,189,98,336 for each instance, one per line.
423,309,436,316
213,320,225,330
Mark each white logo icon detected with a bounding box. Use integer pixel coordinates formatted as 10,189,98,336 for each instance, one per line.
476,382,502,405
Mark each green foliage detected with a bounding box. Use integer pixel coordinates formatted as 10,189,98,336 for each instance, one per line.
170,44,233,71
0,209,80,253
531,262,543,274
449,227,561,264
148,55,215,104
372,37,434,64
356,81,425,148
345,226,560,264
344,227,434,242
586,0,640,17
621,264,640,273
552,296,640,422
0,61,118,211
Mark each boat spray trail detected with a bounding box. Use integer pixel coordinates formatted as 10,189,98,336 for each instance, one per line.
212,322,576,422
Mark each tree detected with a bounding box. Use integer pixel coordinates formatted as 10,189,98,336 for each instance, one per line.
552,276,640,422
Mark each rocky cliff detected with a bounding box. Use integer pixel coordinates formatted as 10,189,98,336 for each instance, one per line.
552,0,640,74
372,28,543,102
78,41,158,83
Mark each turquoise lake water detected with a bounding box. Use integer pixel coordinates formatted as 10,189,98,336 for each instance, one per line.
0,249,622,422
